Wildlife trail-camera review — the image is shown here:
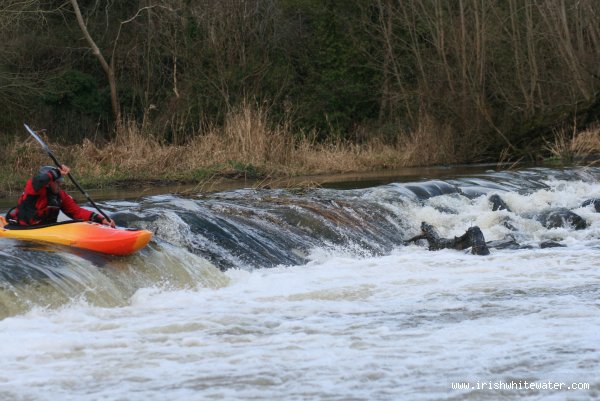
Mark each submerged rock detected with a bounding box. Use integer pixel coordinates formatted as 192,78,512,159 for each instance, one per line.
537,208,587,230
489,194,512,212
485,237,525,250
582,198,600,212
404,222,490,255
489,195,588,230
540,240,566,249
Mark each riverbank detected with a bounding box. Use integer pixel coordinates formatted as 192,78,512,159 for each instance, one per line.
1,112,457,194
2,112,599,201
0,163,512,209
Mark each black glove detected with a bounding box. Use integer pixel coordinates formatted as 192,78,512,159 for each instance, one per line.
90,213,104,224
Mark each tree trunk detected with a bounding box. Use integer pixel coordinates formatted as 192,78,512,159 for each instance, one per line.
69,0,121,126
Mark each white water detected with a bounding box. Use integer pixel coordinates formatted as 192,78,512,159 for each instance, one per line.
1,178,600,401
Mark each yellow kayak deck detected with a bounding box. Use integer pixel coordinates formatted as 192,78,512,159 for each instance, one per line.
0,216,152,256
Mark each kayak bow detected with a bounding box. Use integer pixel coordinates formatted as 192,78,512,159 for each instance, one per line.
0,217,152,256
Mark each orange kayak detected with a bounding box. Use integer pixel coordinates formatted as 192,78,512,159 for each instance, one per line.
0,216,152,256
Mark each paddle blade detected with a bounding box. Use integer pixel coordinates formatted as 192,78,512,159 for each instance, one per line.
24,123,50,152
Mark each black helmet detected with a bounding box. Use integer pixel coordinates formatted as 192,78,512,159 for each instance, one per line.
39,165,64,182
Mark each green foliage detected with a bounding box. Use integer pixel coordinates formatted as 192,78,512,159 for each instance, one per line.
42,70,108,116
280,0,379,136
184,12,199,40
225,161,264,179
0,0,598,161
191,161,264,181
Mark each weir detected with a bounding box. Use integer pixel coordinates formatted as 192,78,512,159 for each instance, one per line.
1,166,600,319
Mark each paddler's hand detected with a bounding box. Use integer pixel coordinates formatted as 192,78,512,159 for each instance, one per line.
58,165,70,177
101,218,116,228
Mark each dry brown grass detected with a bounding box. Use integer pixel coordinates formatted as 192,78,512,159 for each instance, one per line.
0,104,490,194
545,124,600,163
396,116,459,166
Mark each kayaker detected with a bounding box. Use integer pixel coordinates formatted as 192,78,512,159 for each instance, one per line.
6,165,115,227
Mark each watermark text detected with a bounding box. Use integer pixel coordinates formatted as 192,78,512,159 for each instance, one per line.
451,380,589,391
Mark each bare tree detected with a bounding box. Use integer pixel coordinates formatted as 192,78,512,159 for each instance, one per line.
69,0,120,124
0,0,49,124
68,0,177,129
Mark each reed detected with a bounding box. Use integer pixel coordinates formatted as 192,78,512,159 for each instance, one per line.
545,124,600,163
3,103,590,197
395,116,459,166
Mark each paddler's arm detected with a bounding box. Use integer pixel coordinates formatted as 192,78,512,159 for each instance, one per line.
91,213,116,228
60,191,116,228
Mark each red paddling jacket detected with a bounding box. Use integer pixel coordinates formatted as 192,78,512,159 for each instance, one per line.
7,167,103,226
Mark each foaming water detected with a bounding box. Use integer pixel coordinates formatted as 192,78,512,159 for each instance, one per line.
1,248,598,401
1,167,600,400
0,243,229,317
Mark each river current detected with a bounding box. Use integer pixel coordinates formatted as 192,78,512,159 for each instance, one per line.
0,167,599,400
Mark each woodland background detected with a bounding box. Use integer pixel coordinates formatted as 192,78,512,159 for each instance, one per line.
1,0,600,188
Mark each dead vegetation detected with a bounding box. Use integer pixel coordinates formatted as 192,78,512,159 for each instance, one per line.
2,104,597,197
544,124,600,164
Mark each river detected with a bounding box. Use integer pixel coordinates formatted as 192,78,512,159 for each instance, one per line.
1,166,599,400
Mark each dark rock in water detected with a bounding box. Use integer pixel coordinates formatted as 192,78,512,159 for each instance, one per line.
408,222,572,253
486,238,523,250
582,198,600,212
489,194,589,230
405,222,490,255
465,226,491,255
538,208,587,230
499,217,518,231
540,240,566,248
110,211,158,227
431,205,459,215
489,194,512,212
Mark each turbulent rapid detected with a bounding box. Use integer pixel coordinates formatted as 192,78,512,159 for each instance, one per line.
1,167,599,401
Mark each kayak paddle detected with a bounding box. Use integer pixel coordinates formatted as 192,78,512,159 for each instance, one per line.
23,123,113,224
